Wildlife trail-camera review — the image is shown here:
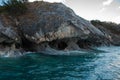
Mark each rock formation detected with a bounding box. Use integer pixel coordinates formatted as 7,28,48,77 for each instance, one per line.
91,20,120,46
0,1,117,57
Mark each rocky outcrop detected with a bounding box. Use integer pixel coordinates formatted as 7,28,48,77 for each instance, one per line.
20,2,105,43
18,2,108,51
91,20,120,46
0,1,114,57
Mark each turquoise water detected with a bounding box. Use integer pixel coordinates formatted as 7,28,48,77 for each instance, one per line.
0,46,120,80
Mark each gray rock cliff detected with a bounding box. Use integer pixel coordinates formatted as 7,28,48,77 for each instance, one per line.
0,1,113,57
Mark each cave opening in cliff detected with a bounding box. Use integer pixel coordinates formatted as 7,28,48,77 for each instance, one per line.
57,41,68,50
21,37,36,51
77,39,91,49
48,40,68,50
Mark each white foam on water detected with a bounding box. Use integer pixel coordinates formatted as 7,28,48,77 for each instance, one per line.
96,46,120,53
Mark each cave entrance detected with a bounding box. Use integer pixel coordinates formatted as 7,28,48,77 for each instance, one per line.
49,40,68,50
57,41,67,50
77,39,91,48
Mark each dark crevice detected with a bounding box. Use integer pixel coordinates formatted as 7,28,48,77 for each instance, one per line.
20,37,101,52
77,39,91,49
21,36,36,51
57,41,67,50
48,40,58,49
48,40,68,50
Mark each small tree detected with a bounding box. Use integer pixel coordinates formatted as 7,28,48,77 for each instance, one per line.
21,0,28,3
2,0,27,16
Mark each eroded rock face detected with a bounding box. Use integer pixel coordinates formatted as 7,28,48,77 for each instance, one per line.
0,2,112,56
91,20,120,46
0,17,20,44
0,16,22,57
19,2,106,46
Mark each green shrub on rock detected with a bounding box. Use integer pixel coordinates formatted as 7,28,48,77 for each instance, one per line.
1,0,27,16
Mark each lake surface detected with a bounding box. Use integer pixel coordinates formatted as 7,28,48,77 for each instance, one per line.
0,46,120,80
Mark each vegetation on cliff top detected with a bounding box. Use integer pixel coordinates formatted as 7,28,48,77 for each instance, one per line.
91,20,120,34
0,0,27,16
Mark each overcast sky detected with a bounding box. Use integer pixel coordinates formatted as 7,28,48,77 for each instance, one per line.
65,0,120,24
1,0,120,23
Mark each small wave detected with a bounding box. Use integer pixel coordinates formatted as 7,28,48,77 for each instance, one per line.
96,46,120,53
40,47,96,56
1,46,120,57
0,50,26,58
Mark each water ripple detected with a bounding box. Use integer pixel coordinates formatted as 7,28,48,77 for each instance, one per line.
0,46,120,80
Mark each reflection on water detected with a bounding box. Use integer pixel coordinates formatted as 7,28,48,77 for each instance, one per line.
0,46,120,80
